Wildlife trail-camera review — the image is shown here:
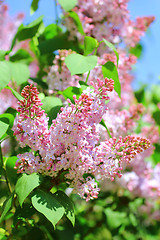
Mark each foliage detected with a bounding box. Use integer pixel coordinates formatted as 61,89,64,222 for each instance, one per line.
0,1,159,239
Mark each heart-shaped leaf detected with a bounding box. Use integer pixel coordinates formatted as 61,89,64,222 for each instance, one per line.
65,54,98,76
31,190,65,227
58,0,77,12
7,62,30,85
15,173,43,207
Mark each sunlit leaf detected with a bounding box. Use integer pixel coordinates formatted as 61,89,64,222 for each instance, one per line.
0,50,10,61
5,86,23,101
68,11,84,35
104,208,126,229
102,61,121,98
58,0,77,11
0,113,15,139
30,0,40,15
129,43,143,58
84,36,98,55
7,62,30,85
103,38,119,66
0,120,9,140
31,190,65,227
9,49,33,64
11,16,44,49
0,61,11,92
100,119,112,138
65,54,97,75
61,86,82,103
53,190,75,226
15,173,43,207
41,96,62,124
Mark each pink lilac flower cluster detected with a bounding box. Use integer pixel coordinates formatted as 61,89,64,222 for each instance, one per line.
0,3,24,51
47,49,137,109
46,1,159,206
46,50,80,92
13,84,150,201
0,3,39,116
120,114,160,201
120,163,160,200
86,51,137,109
64,0,154,48
13,85,49,151
99,103,144,138
0,3,24,117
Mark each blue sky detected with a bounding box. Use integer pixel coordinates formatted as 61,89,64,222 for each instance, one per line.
5,0,160,89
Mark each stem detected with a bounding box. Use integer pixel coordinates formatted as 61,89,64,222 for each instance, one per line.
94,40,104,55
85,70,90,84
0,144,12,194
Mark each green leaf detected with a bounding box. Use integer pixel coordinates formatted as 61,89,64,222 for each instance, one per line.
7,62,30,85
103,38,119,66
5,156,18,184
5,86,23,101
0,113,15,139
38,33,78,55
11,16,43,49
43,24,62,40
0,120,9,140
102,61,121,98
61,86,82,103
65,54,98,76
53,190,75,226
30,0,40,15
68,11,84,35
151,85,160,104
104,208,126,229
58,0,77,11
30,77,48,89
0,228,6,239
41,96,63,124
134,86,145,103
0,61,11,92
0,193,14,223
15,173,43,207
13,203,36,227
129,213,138,227
18,15,44,40
0,113,14,128
153,111,160,125
79,81,94,92
84,36,98,55
0,50,10,61
9,49,33,64
31,190,65,227
79,81,89,91
100,119,112,138
129,43,143,58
